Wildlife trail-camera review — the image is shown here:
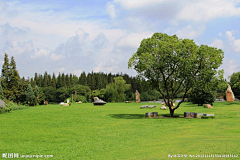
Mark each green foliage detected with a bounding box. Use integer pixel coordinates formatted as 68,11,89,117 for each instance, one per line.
105,76,131,102
0,80,4,99
26,84,37,106
55,87,69,103
0,106,12,114
140,90,161,101
43,86,55,102
75,95,87,103
128,32,224,116
68,102,71,106
8,102,28,110
190,86,216,106
229,72,240,99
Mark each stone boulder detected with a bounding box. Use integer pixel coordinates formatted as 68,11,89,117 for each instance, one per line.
135,90,140,103
160,105,167,110
226,84,235,102
149,105,156,108
140,105,148,109
204,104,213,108
0,99,7,108
61,103,69,106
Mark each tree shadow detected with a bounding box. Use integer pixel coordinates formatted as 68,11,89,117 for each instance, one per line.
108,113,185,119
224,102,240,105
108,114,145,119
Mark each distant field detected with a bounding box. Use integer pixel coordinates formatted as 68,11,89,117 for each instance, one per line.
0,102,239,160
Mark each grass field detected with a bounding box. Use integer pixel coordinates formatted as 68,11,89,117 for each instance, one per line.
0,102,240,160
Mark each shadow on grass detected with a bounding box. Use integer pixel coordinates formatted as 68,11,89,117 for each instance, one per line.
224,102,240,105
108,113,185,119
108,114,145,119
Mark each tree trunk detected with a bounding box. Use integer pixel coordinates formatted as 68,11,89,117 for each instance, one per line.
170,109,174,117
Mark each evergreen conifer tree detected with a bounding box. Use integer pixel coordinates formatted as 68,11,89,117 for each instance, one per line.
43,71,48,87
26,84,37,106
9,56,20,98
1,53,11,98
56,72,62,89
0,80,4,99
52,72,56,88
66,74,70,88
47,74,52,87
62,73,67,88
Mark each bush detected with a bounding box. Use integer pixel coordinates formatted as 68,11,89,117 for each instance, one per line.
0,106,12,114
69,102,71,106
76,95,87,103
3,102,28,111
189,87,216,106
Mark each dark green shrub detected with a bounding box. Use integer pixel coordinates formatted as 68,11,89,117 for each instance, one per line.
76,95,87,103
189,87,216,106
69,102,71,106
0,106,12,114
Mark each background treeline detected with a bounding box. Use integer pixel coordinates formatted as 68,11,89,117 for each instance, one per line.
0,53,170,105
0,53,233,106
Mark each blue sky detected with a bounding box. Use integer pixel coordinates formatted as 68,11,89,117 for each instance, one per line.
0,0,240,80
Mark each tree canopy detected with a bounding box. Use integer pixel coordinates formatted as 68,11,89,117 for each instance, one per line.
128,33,224,116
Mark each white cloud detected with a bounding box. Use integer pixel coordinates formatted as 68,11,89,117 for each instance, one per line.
106,2,116,18
219,58,239,79
210,39,224,49
92,32,108,51
113,0,166,9
177,0,240,22
114,32,152,53
176,25,206,39
73,69,83,76
0,1,6,13
4,40,33,55
51,54,65,61
93,58,119,73
58,67,65,72
234,39,240,52
30,48,50,59
225,30,240,53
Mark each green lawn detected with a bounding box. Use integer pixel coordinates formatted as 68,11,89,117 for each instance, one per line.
0,102,240,160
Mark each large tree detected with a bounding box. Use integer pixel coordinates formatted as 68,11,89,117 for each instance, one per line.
128,33,224,116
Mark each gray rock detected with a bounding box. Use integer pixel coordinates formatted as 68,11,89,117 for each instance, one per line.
149,105,156,108
0,99,7,108
140,105,148,108
203,114,214,117
194,113,206,118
